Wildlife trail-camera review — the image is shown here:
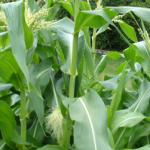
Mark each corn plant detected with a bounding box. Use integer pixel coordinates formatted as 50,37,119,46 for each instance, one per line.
1,0,150,150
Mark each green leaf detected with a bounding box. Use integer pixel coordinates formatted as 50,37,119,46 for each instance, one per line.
50,18,74,75
0,83,12,92
133,41,150,77
119,21,137,42
112,110,145,133
28,88,44,125
124,41,150,76
134,41,149,60
81,39,94,79
80,1,91,11
0,31,10,51
37,145,64,150
100,76,118,90
1,1,33,83
0,140,5,149
108,67,127,127
110,6,150,23
124,45,136,70
129,80,150,113
135,145,150,150
59,1,74,16
107,51,122,60
51,18,86,76
128,123,150,147
69,90,112,150
95,55,107,74
0,100,16,142
48,4,60,21
126,145,150,150
28,0,39,12
75,8,117,32
0,50,22,84
31,59,51,87
96,23,109,36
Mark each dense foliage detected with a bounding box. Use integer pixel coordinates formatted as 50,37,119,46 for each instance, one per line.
1,0,150,150
97,0,150,51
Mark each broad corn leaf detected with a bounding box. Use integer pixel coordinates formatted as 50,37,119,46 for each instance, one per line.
69,90,112,150
1,1,33,83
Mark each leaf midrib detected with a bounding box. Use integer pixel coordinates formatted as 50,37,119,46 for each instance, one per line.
79,98,97,150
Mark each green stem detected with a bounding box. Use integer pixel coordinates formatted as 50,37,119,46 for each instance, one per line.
69,33,79,98
66,2,80,149
20,92,27,150
69,75,76,98
67,33,79,150
92,2,101,63
62,117,72,149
